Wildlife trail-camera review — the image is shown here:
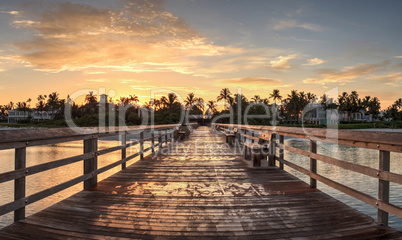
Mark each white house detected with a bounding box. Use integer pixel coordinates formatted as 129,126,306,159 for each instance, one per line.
8,109,57,123
343,110,373,122
302,104,340,125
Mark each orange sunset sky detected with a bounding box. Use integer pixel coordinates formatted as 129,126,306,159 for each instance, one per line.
0,0,401,108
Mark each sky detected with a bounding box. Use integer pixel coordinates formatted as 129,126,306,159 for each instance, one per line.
0,0,401,108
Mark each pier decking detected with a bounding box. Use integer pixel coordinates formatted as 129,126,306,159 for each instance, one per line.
1,126,401,239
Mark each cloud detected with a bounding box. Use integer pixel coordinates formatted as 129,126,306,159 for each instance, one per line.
369,72,402,84
268,54,297,70
8,0,228,73
86,79,107,83
303,58,325,66
303,60,391,85
273,19,324,32
1,11,21,15
395,56,402,58
219,77,291,89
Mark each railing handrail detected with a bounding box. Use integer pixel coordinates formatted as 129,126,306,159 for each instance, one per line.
215,123,402,227
0,123,198,224
215,123,402,152
0,124,196,151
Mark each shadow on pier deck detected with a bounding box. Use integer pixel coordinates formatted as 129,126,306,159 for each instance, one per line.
1,126,401,239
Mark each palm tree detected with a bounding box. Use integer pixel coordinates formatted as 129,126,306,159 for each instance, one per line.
165,93,178,109
338,92,350,121
129,95,139,105
160,96,168,109
206,100,217,114
26,98,32,109
85,92,97,105
47,92,61,114
154,99,162,110
184,93,196,109
285,90,300,123
270,89,282,105
8,101,14,110
217,88,232,110
36,95,48,120
251,95,261,103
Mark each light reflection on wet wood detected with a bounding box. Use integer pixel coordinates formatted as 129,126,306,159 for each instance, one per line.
1,126,401,239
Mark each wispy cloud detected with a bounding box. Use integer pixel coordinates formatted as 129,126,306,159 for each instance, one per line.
268,54,297,70
1,10,21,15
8,0,228,73
273,19,324,32
303,58,325,66
219,77,291,89
369,72,402,84
395,56,402,59
85,79,107,83
303,60,391,85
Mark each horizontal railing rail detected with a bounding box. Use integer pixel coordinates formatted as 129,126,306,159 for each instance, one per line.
0,123,198,223
214,123,402,226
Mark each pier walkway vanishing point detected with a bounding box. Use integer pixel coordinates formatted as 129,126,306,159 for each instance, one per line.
1,126,402,239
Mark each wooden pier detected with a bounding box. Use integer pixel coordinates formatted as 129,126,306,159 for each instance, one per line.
1,126,401,239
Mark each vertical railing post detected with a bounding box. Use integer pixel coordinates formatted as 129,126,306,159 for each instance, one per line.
151,131,155,154
121,133,127,169
165,130,168,146
159,131,162,149
310,140,317,188
378,150,390,226
140,132,144,160
84,136,98,189
268,134,276,166
279,135,284,170
14,147,26,222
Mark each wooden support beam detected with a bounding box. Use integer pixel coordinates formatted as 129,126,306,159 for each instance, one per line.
279,135,284,170
310,140,317,188
121,133,126,170
151,131,155,154
14,147,26,222
84,137,98,189
268,134,276,167
378,150,390,226
140,132,144,160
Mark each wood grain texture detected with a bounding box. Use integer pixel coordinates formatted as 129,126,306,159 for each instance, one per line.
0,127,401,239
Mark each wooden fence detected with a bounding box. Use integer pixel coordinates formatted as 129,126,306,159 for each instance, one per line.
0,124,197,223
215,123,402,226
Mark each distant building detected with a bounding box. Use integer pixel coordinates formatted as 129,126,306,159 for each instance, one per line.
8,109,57,123
303,104,340,125
342,110,373,122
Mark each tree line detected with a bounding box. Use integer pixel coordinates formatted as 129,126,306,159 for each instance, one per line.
1,88,401,125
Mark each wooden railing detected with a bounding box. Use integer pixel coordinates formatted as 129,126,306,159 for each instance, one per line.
0,123,197,223
215,123,402,226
